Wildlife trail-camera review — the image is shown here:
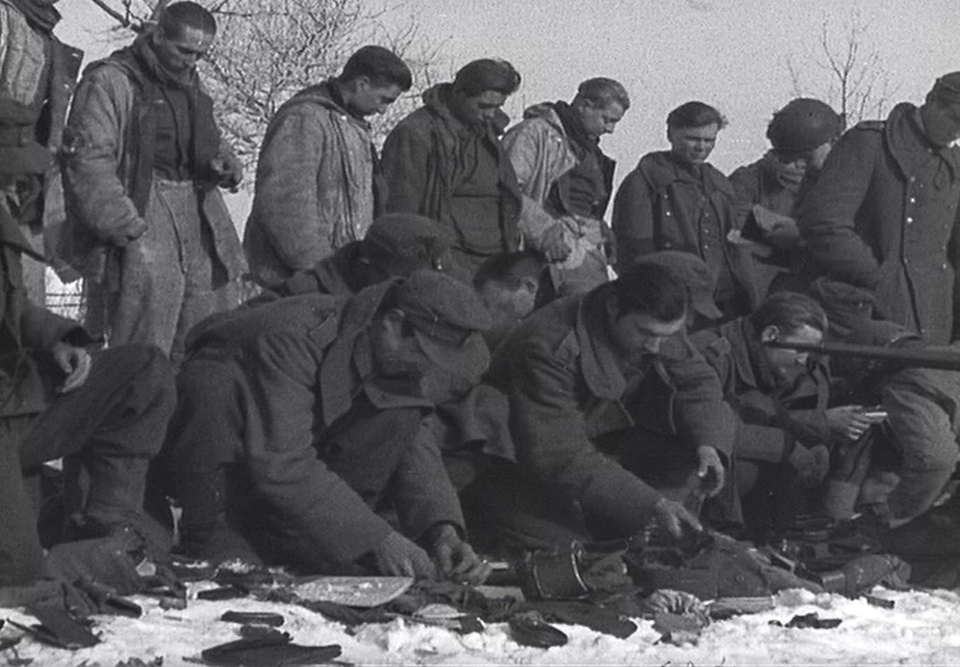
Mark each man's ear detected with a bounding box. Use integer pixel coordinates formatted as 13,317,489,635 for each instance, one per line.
605,294,620,321
760,324,780,343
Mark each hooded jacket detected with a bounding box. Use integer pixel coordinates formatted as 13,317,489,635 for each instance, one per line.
380,83,522,257
245,81,381,287
799,103,960,344
502,102,615,270
59,38,244,287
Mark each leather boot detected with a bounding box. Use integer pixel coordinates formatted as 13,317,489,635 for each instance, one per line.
175,470,259,563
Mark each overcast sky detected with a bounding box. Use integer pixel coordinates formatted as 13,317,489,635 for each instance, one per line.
57,0,960,186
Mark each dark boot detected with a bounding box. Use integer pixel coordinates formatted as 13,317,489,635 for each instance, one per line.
175,470,259,563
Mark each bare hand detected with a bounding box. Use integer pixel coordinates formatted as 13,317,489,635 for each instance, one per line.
826,405,884,441
428,524,491,586
370,532,436,579
652,497,702,538
540,223,572,262
51,341,92,393
695,446,725,497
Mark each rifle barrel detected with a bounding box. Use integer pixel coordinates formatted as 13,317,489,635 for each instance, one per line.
763,340,960,372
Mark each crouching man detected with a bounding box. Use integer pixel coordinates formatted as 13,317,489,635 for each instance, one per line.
464,262,734,551
162,271,492,583
1,208,176,587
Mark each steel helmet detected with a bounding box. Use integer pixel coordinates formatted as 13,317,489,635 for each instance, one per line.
766,98,842,155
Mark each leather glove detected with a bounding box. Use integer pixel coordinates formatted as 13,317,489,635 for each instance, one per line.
209,151,244,190
368,531,436,579
789,444,831,488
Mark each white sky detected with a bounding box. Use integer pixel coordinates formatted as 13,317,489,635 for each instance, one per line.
55,0,960,179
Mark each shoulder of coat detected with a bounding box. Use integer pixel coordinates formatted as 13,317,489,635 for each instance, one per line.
854,120,885,132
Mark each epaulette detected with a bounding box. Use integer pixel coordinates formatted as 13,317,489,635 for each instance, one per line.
854,120,885,132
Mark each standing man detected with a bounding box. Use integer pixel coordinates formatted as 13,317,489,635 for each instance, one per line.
0,0,83,302
245,46,412,288
381,59,523,279
799,73,960,344
465,262,734,551
502,78,628,295
61,1,246,363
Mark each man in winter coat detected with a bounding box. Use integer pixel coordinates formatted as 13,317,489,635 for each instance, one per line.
245,46,412,288
501,78,627,296
464,262,734,551
613,101,758,319
798,72,960,345
61,2,246,364
381,59,523,279
0,199,176,587
161,271,492,582
729,98,842,298
0,0,83,303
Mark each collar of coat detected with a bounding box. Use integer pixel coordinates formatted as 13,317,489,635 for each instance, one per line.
637,150,735,199
282,80,372,129
882,102,960,185
573,289,627,399
421,83,510,137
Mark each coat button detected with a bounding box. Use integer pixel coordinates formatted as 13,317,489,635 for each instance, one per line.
910,177,917,183
909,197,916,204
906,217,913,224
665,211,672,216
943,263,950,270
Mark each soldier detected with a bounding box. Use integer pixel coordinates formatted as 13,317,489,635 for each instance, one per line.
381,59,523,278
729,98,842,298
466,262,734,551
502,78,629,295
245,46,412,287
613,101,757,319
62,2,246,363
162,271,492,582
798,72,960,344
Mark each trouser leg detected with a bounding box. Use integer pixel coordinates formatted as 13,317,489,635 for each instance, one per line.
0,416,47,585
99,182,186,356
21,345,176,531
162,359,256,561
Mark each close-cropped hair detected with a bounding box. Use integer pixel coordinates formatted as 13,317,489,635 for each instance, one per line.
574,77,630,110
749,291,828,338
453,59,521,97
667,100,727,130
158,1,217,38
473,251,545,290
340,45,412,91
608,262,688,322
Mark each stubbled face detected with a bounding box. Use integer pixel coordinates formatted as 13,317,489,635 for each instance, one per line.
452,90,508,126
920,100,960,147
775,140,835,174
576,100,626,140
605,299,687,361
347,79,403,117
668,123,720,165
152,25,215,73
761,323,823,384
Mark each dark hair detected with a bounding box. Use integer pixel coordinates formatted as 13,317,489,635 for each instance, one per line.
340,45,412,91
453,59,521,97
667,101,727,130
159,1,216,38
473,251,545,290
749,291,828,338
608,262,688,322
574,77,630,110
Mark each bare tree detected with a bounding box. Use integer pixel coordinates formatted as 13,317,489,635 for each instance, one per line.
83,0,446,182
784,9,896,129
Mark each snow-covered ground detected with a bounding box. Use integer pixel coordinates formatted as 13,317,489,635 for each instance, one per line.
3,585,960,666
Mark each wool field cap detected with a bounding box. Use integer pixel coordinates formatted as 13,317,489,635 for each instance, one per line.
363,213,453,274
635,250,723,320
930,72,960,105
767,98,842,156
396,270,493,379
